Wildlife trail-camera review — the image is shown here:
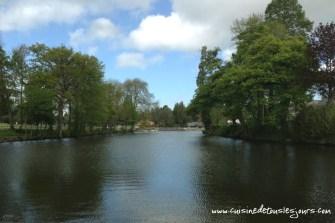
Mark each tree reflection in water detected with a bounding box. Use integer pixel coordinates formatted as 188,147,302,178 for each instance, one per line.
0,133,334,223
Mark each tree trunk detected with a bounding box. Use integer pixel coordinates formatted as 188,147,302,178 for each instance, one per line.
19,84,23,129
68,102,72,133
9,106,14,131
57,100,64,138
279,99,291,134
327,84,334,104
256,91,264,126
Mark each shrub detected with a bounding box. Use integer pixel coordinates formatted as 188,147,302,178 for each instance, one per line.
293,105,335,141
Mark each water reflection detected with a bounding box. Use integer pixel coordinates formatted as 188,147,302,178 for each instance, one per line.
198,137,335,222
0,132,334,222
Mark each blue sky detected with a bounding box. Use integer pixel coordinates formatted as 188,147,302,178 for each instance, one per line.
0,0,333,107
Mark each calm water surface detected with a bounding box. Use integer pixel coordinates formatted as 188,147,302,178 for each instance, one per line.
0,131,334,222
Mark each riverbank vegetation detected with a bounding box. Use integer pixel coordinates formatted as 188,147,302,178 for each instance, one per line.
0,44,178,140
0,43,196,141
190,0,335,144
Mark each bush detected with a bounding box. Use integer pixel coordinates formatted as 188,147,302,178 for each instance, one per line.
0,129,18,137
293,105,335,141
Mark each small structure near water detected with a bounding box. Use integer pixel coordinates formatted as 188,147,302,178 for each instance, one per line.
186,122,203,128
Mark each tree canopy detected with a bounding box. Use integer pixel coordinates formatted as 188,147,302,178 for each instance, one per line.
265,0,313,36
191,0,335,142
0,44,157,137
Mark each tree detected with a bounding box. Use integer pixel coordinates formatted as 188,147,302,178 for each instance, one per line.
158,105,174,127
28,44,50,72
10,45,29,126
216,19,310,133
232,14,265,41
123,78,153,110
0,47,10,122
1,43,159,137
68,53,106,135
0,46,18,129
310,22,335,103
103,81,124,128
191,13,311,136
121,79,154,128
24,73,55,127
119,95,138,129
196,46,222,87
265,0,313,36
191,47,224,130
173,102,188,127
44,46,76,138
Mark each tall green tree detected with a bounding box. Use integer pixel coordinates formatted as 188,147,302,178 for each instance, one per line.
265,0,313,36
24,72,55,127
121,78,154,128
69,53,106,135
191,47,224,130
173,102,188,127
196,46,222,87
0,47,10,122
123,78,153,111
103,81,124,128
10,45,29,126
216,19,310,133
119,95,138,128
158,105,174,127
44,46,76,137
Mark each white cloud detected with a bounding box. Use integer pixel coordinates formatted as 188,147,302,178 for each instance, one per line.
221,48,236,61
128,0,335,52
91,18,119,39
0,0,155,32
128,0,268,52
108,0,154,12
69,18,119,47
129,13,214,51
0,0,84,31
116,52,163,69
2,0,333,54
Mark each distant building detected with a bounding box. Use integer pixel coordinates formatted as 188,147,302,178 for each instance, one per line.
187,122,203,128
135,120,156,129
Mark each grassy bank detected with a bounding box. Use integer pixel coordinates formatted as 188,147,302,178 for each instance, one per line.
206,126,335,146
0,128,132,143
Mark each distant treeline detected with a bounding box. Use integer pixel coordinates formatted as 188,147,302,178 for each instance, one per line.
190,0,335,143
0,44,193,139
144,102,195,128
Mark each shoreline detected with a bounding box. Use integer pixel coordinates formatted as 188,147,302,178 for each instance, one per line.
0,132,115,144
3,129,333,147
0,128,204,144
208,133,335,147
0,130,136,144
158,127,203,131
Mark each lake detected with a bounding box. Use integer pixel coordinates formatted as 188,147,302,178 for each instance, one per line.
0,131,334,222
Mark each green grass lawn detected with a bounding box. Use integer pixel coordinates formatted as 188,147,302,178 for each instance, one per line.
0,123,10,129
0,129,19,138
